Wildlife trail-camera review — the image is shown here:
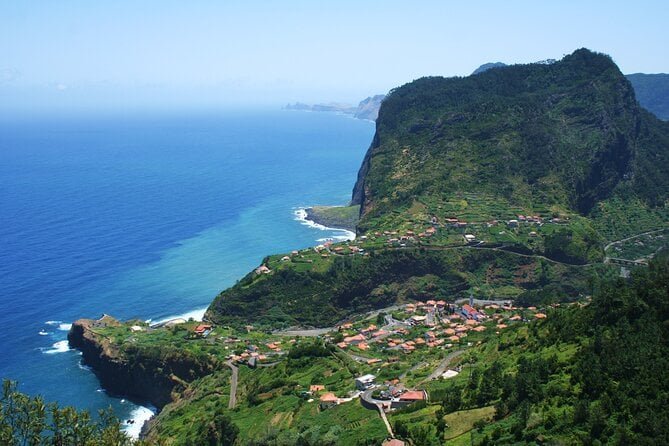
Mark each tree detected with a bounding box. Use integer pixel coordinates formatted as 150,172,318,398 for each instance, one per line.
0,380,134,446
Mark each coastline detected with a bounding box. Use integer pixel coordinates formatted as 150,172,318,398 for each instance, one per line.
71,210,356,439
293,207,356,241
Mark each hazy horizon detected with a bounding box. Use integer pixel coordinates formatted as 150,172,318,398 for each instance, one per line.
2,0,668,112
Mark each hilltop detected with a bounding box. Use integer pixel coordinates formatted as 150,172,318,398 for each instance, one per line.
208,49,669,329
474,61,669,121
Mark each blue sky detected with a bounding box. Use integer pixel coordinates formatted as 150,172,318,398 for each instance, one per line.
1,0,667,111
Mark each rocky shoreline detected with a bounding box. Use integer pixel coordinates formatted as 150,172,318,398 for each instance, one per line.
68,316,177,410
304,205,359,232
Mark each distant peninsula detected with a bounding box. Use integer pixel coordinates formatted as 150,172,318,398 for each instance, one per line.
285,95,385,121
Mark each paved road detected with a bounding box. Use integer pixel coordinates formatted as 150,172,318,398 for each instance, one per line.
454,298,512,306
274,304,406,337
604,228,666,253
275,327,332,337
423,349,465,382
399,361,428,380
361,389,394,437
225,361,239,409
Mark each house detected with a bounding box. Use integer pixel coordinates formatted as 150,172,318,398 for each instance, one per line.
310,385,325,393
255,265,271,274
355,374,376,390
372,329,389,338
194,324,212,336
344,334,366,345
507,219,519,228
461,304,483,321
382,439,406,446
319,392,339,409
409,315,427,325
400,390,427,402
281,255,291,261
535,313,547,319
464,234,476,243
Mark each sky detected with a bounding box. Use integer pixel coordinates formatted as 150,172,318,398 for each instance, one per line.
1,0,668,111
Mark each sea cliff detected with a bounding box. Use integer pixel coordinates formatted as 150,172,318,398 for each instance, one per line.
68,316,217,410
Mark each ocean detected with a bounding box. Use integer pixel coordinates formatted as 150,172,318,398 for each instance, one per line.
0,109,374,436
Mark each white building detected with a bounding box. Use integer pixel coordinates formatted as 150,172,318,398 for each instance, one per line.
355,374,376,391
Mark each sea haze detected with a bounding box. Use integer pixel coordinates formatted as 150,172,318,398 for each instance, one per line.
0,109,374,429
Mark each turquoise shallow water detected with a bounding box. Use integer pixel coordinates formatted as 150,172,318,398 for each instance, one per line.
0,109,374,432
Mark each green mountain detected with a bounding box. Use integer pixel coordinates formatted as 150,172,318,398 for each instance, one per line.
207,49,669,329
353,49,668,221
46,48,669,445
626,73,669,120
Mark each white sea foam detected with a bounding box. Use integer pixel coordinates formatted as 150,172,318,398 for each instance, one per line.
293,208,356,241
78,362,91,371
43,340,71,354
45,320,61,326
149,307,207,326
58,323,72,331
122,405,155,439
38,330,49,336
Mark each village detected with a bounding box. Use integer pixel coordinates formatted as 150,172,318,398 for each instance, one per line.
253,207,573,278
169,294,550,420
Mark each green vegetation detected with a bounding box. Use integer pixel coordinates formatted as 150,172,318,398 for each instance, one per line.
389,254,669,445
208,247,595,328
306,205,360,231
144,339,387,445
207,49,668,329
40,49,669,444
0,380,135,446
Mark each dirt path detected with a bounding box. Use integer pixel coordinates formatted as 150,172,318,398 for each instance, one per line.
225,361,239,409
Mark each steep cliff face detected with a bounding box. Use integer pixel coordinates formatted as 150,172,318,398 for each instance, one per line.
351,49,669,225
68,317,217,409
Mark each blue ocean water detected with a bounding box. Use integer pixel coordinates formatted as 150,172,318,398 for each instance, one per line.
0,109,374,431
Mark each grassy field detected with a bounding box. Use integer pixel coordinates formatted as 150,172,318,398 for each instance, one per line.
443,406,496,441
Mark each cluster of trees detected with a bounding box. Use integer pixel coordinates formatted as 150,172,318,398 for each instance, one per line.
0,380,132,446
392,253,669,445
210,246,588,329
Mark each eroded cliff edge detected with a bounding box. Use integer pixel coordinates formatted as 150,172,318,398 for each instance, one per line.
68,316,217,410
